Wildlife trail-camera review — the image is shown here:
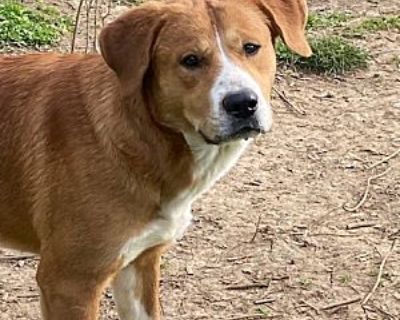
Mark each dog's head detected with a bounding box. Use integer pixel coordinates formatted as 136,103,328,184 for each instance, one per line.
100,0,311,145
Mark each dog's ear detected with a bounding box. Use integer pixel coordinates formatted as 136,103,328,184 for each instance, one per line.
99,4,166,94
254,0,312,57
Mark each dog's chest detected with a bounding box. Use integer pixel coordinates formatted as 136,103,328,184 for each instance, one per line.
119,140,248,267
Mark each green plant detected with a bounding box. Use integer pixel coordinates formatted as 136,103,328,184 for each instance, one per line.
338,274,352,285
0,1,72,48
354,15,400,33
277,36,369,74
298,277,313,289
391,55,400,67
257,307,271,316
307,11,352,30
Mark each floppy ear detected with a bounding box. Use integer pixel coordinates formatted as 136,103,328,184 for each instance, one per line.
254,0,312,57
99,4,166,94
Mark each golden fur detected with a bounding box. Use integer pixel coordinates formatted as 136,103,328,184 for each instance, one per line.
0,0,310,318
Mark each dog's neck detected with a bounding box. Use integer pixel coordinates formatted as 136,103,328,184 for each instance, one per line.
183,132,249,199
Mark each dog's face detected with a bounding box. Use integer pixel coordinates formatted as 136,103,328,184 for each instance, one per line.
100,0,311,144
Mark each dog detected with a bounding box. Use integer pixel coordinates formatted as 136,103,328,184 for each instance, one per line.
0,0,311,319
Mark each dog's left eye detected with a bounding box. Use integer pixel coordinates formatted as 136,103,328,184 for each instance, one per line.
243,43,261,56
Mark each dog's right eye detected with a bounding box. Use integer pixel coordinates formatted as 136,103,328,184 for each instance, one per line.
180,54,202,70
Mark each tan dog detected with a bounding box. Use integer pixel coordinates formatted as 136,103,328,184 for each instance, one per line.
0,0,311,319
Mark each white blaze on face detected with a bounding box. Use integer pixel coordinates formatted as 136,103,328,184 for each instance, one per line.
210,31,272,137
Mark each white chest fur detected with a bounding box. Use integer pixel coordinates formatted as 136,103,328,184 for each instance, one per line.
119,135,249,267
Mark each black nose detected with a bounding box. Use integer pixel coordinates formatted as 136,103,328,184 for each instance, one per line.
222,90,258,119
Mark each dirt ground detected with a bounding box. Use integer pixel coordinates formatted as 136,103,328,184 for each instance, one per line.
0,0,399,319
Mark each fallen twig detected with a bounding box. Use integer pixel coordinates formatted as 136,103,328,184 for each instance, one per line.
254,298,276,305
344,167,391,212
273,88,306,115
372,305,396,319
226,255,254,262
250,214,263,243
300,300,321,315
346,222,376,230
227,314,279,320
362,239,397,305
226,282,270,291
310,232,363,238
389,229,400,240
320,296,361,311
367,148,400,170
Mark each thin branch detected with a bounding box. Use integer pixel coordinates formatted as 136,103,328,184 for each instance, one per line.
362,239,397,305
250,214,263,243
92,0,98,52
300,300,321,315
273,88,306,115
346,222,376,230
368,148,400,170
71,0,85,53
254,298,276,305
226,282,270,291
227,314,279,320
343,167,391,212
320,296,361,311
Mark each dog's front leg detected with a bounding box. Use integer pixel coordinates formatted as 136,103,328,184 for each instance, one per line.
113,246,164,320
37,258,109,320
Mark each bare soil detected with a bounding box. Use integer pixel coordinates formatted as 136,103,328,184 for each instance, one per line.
1,0,399,319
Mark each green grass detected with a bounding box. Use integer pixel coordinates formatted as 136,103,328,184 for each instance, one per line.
307,11,352,30
392,55,400,67
298,277,313,289
277,36,369,74
257,307,271,316
355,15,400,32
0,1,72,48
338,274,352,285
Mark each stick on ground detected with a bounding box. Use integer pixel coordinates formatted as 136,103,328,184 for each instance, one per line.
320,296,361,311
344,167,391,212
362,239,397,305
368,148,400,170
226,282,270,291
273,88,306,115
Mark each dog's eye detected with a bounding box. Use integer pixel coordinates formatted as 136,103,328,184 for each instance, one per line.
243,43,261,56
181,54,202,69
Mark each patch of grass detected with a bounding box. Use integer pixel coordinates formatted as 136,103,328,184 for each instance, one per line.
338,274,352,285
0,1,72,48
307,11,352,30
298,277,313,288
354,15,400,33
257,307,271,316
277,36,369,74
391,55,400,68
